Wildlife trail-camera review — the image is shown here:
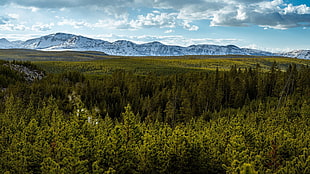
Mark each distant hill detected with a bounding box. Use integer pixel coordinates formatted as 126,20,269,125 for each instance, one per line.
0,49,109,61
0,33,309,59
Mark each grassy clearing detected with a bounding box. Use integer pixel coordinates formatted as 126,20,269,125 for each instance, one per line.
0,49,111,61
1,49,309,75
34,56,310,75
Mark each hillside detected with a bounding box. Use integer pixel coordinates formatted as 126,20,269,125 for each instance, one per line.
281,50,310,59
0,60,45,88
0,58,309,173
0,49,109,61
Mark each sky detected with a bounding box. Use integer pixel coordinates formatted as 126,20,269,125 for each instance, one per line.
0,0,309,52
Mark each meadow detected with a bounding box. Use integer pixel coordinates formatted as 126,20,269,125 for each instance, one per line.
35,54,310,75
1,49,309,75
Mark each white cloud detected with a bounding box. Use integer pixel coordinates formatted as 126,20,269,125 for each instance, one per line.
208,0,310,29
244,44,260,50
7,13,20,19
16,5,40,12
93,12,199,31
0,15,28,31
0,23,27,31
153,10,161,14
131,12,177,29
0,33,41,41
283,4,310,14
1,0,310,30
255,0,283,13
157,0,310,29
58,19,90,29
182,21,199,31
128,12,199,31
0,15,15,25
164,29,174,33
32,23,54,31
236,5,247,21
90,34,241,47
94,18,131,30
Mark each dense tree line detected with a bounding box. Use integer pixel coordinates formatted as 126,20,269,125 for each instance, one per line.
0,61,309,173
2,62,309,124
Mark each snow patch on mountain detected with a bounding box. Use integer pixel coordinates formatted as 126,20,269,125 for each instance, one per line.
21,33,76,49
281,50,310,59
0,33,309,59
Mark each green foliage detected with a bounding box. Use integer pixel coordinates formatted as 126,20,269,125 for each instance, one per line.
240,163,258,174
33,56,310,75
0,60,309,173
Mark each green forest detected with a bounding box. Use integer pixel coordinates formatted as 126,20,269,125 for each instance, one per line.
0,55,310,173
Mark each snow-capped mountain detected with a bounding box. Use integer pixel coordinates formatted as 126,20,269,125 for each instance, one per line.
0,38,14,48
280,50,310,59
21,33,77,49
0,33,308,59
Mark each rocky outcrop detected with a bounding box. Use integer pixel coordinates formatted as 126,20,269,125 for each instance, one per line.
5,63,45,82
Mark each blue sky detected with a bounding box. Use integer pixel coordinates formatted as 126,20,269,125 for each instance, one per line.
0,0,309,52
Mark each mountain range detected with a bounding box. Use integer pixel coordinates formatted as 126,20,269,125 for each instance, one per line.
0,33,309,59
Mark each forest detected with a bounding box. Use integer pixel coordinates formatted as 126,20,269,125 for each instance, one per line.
0,55,310,173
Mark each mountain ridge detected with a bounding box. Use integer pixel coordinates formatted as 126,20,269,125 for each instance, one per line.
0,33,309,59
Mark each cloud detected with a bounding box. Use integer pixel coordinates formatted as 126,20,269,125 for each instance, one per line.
58,18,90,29
0,14,54,32
209,0,310,29
92,34,241,47
5,0,131,8
162,0,310,29
0,16,14,25
94,12,199,31
182,21,199,31
131,12,177,29
32,23,54,31
0,15,26,31
94,18,131,30
1,0,309,30
164,29,174,33
0,23,27,31
129,12,199,31
283,4,310,14
3,0,136,17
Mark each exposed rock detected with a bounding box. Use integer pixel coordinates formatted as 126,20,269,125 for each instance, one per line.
4,63,45,82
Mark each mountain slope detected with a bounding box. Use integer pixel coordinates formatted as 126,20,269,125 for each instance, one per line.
0,38,14,48
0,33,308,58
21,33,76,49
28,33,275,56
281,50,310,59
